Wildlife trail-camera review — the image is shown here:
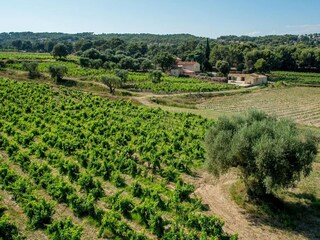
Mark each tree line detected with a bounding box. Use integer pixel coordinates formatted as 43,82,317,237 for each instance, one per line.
1,32,320,73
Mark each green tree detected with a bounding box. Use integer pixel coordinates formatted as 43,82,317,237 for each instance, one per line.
155,52,176,71
149,70,162,83
48,65,68,82
101,74,121,94
205,109,318,199
22,62,40,79
52,43,69,60
140,59,154,71
11,40,22,50
90,59,103,69
79,57,90,67
118,57,138,70
215,60,230,76
314,48,320,67
82,48,101,60
114,69,128,86
254,58,269,73
203,38,212,71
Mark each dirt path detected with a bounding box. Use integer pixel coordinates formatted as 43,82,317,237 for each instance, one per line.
186,172,307,240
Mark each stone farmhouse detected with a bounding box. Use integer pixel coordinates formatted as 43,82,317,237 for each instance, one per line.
170,61,201,76
228,73,267,86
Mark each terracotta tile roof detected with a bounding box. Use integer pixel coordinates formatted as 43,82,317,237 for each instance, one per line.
183,69,195,74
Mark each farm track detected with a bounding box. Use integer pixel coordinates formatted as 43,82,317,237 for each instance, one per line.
185,172,311,240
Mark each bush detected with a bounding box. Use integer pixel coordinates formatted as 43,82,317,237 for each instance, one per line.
48,65,68,82
205,109,318,199
0,60,6,69
0,215,23,240
47,218,82,240
23,198,55,229
149,70,163,83
79,57,90,67
22,62,40,79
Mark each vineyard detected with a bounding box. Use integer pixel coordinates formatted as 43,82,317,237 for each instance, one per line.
0,52,54,60
2,52,237,94
270,71,320,85
0,78,237,239
197,86,320,127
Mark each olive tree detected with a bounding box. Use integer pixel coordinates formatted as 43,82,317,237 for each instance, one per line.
48,65,68,83
205,109,318,199
22,62,40,79
52,43,69,60
101,74,121,95
114,69,128,87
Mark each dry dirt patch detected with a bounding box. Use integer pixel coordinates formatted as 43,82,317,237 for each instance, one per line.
185,172,308,240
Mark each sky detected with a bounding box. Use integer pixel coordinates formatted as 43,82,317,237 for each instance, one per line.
1,0,320,38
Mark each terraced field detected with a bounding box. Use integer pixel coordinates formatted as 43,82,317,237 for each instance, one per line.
197,87,320,127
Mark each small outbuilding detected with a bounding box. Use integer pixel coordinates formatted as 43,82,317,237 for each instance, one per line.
228,73,267,86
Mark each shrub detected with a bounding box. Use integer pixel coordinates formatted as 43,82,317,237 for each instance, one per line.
47,218,82,240
22,62,40,79
48,65,68,82
149,70,163,83
79,57,90,67
0,215,23,240
23,198,54,229
0,60,6,69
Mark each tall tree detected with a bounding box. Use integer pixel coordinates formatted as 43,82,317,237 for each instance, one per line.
203,38,212,71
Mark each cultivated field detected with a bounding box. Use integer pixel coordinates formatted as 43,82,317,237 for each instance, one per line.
197,87,320,127
271,71,320,85
3,52,237,94
0,78,238,239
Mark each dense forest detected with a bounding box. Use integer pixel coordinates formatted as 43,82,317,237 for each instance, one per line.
1,32,320,73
